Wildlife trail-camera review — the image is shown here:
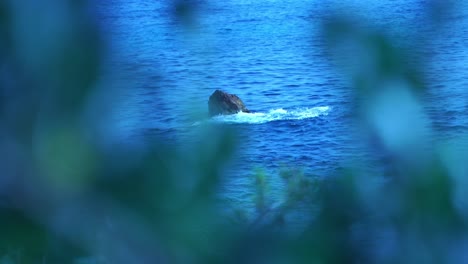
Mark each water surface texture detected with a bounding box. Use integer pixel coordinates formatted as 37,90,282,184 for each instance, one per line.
97,0,468,206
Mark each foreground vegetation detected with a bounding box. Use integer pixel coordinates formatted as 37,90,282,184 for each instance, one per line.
0,1,466,263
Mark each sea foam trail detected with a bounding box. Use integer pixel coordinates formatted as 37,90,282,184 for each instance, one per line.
211,106,330,124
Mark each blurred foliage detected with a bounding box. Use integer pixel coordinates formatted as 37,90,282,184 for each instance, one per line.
0,0,467,263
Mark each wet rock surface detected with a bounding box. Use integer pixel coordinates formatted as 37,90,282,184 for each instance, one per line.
208,90,250,117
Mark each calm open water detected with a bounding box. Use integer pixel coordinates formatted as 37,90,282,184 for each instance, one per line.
97,0,468,207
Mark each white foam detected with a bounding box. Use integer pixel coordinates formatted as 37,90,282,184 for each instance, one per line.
210,106,330,124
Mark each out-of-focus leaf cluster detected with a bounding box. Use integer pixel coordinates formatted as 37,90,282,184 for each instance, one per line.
0,0,237,262
1,0,467,263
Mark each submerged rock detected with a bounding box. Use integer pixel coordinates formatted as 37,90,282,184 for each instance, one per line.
208,90,250,117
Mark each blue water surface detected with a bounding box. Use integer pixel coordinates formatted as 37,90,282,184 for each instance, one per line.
96,0,468,207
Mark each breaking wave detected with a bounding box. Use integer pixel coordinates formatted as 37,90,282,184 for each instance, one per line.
210,106,330,124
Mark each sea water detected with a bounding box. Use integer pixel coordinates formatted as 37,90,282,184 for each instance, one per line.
97,0,468,207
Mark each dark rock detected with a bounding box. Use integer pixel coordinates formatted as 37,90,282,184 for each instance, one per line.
208,90,250,117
